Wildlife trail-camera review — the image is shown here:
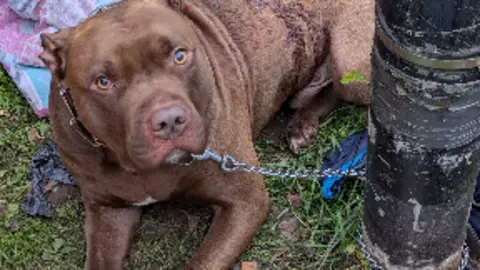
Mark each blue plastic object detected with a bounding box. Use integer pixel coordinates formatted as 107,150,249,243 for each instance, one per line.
320,129,368,199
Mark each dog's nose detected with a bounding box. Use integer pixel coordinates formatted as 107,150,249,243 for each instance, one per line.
150,106,187,139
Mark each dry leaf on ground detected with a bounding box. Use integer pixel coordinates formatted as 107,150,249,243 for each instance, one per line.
277,217,299,239
286,190,303,207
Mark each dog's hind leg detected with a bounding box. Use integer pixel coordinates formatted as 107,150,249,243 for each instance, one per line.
288,83,340,154
287,59,339,153
289,55,332,110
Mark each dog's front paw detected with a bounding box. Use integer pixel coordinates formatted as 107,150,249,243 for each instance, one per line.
287,111,319,154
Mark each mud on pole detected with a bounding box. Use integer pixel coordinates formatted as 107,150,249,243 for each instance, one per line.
363,0,480,269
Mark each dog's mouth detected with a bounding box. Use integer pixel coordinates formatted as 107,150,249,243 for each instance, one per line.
125,136,207,170
164,149,195,164
124,103,207,170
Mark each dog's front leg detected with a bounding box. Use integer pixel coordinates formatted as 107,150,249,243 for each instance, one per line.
83,199,141,270
185,173,271,270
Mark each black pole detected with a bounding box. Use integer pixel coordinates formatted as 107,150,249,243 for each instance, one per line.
364,0,480,269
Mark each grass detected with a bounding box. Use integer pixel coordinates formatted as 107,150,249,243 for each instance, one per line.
0,67,369,270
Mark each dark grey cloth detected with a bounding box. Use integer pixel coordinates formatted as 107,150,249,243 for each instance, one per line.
20,141,77,217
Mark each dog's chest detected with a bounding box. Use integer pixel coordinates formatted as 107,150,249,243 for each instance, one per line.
87,167,185,207
130,170,186,205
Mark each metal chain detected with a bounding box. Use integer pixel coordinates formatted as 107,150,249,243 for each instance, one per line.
184,148,470,270
356,228,470,270
182,148,366,180
356,227,385,270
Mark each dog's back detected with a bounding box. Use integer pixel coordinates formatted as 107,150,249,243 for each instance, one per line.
194,0,374,136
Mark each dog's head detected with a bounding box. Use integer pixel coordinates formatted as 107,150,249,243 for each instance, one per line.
39,0,214,171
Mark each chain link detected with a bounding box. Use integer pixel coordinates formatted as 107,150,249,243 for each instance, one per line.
184,148,471,270
356,228,470,270
356,227,385,270
460,245,471,270
183,148,366,180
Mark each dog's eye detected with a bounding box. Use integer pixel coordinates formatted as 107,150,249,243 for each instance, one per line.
95,75,111,90
174,49,187,65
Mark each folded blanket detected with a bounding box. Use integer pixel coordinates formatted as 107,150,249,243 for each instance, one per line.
0,0,121,117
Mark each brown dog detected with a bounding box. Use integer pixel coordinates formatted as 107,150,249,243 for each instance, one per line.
39,0,374,269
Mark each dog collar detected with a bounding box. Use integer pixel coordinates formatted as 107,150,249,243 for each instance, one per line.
59,87,104,148
53,2,124,149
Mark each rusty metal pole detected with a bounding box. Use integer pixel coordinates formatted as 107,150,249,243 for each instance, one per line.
363,0,480,269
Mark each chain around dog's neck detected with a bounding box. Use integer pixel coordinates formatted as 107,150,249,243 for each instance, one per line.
59,87,104,148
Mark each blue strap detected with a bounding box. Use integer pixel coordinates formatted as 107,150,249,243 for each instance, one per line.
321,150,366,199
320,129,368,199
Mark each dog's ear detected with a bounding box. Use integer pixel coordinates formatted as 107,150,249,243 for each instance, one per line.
38,27,73,80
